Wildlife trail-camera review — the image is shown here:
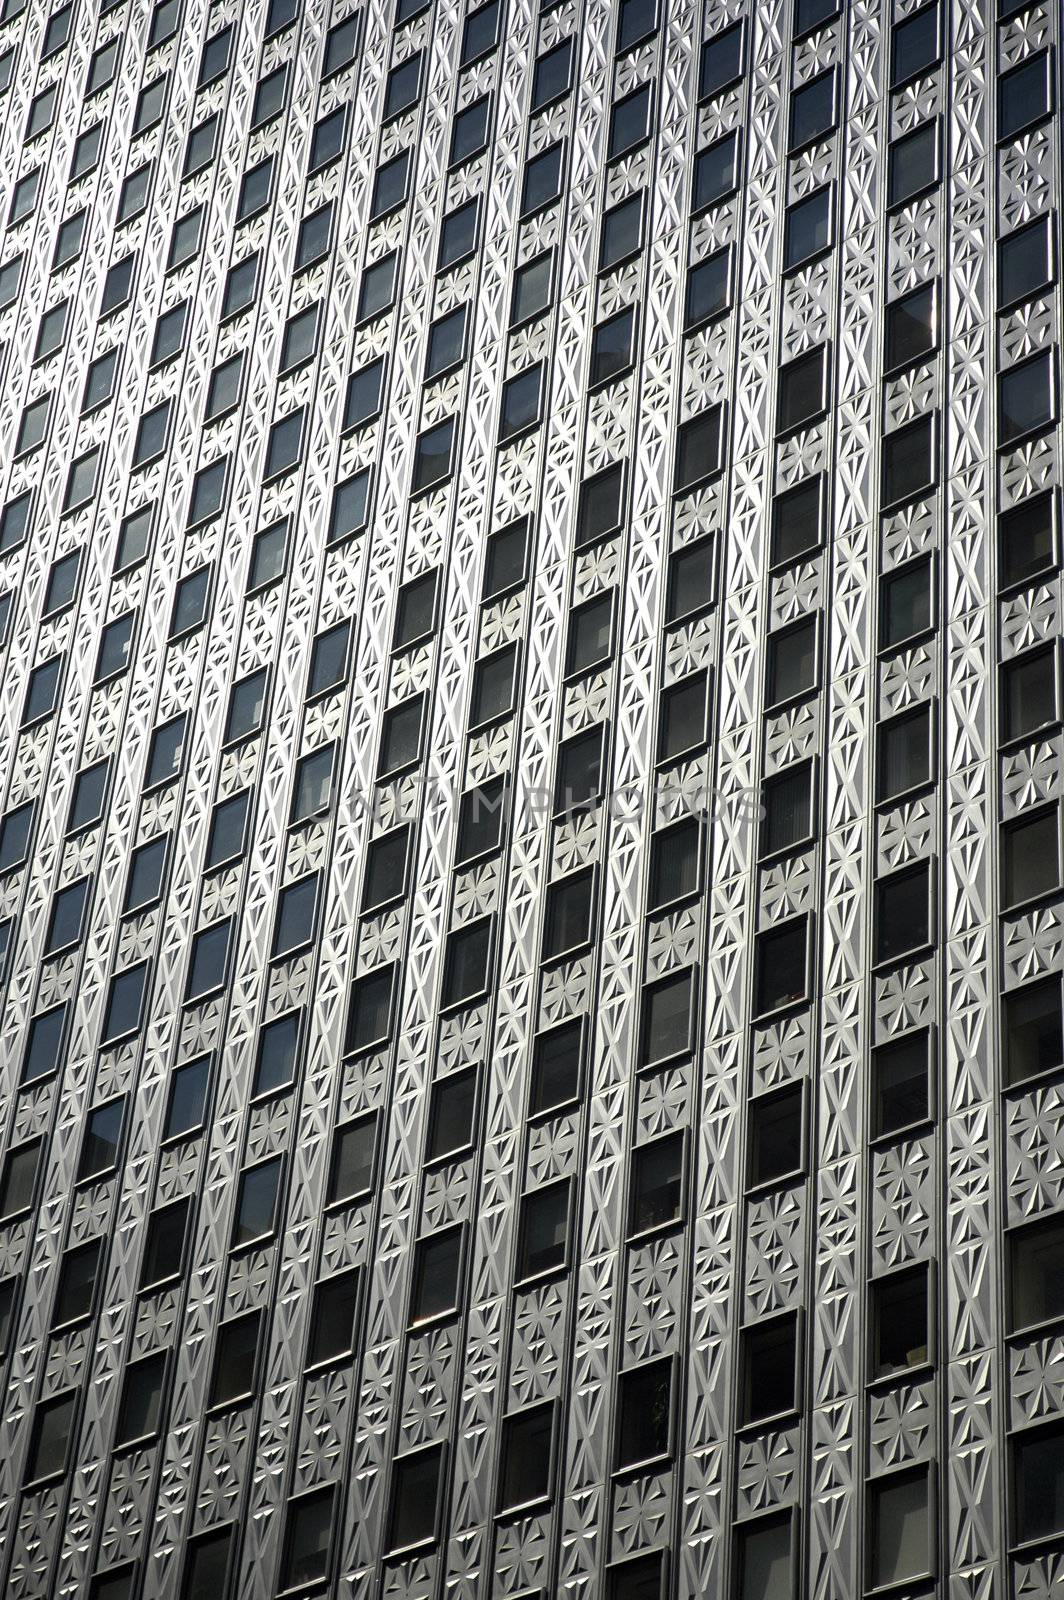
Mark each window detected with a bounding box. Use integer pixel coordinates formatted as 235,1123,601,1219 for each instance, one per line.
555,725,605,813
344,964,396,1054
754,920,808,1015
53,1240,100,1328
36,302,70,361
291,745,335,822
379,694,425,776
272,874,319,958
674,406,724,491
168,207,204,269
95,613,134,681
209,1311,261,1408
740,1315,798,1424
874,862,931,964
45,878,88,954
231,1157,282,1247
123,836,168,913
69,759,109,832
1000,490,1058,590
265,409,305,478
17,395,50,456
1002,647,1057,741
25,85,57,139
183,115,218,177
685,246,730,329
888,121,938,208
422,307,466,382
881,414,936,508
23,656,62,723
872,1031,930,1137
308,620,351,696
872,1265,930,1378
344,360,384,433
309,107,346,172
616,1359,672,1470
877,705,932,804
410,1227,462,1323
606,1552,664,1600
198,24,232,84
323,11,359,73
134,76,168,133
640,968,694,1066
692,132,739,211
115,1352,166,1447
164,1053,211,1140
748,1083,803,1187
576,463,625,548
329,470,370,541
0,257,21,311
735,1515,793,1600
368,151,410,224
186,920,232,1001
394,571,437,649
783,185,832,271
590,307,636,386
86,38,119,93
363,826,410,911
386,1445,443,1553
497,1404,554,1513
999,50,1053,142
64,448,101,512
442,918,491,1007
700,21,743,98
1004,806,1061,909
608,85,651,161
1005,978,1063,1087
426,1069,476,1161
236,157,273,222
766,618,817,708
789,68,836,152
225,669,268,743
664,538,713,626
0,491,33,554
0,801,33,874
249,519,288,590
265,0,298,33
326,1114,377,1207
77,1098,124,1183
171,567,211,636
498,366,542,440
140,1197,190,1289
880,557,933,651
118,164,152,223
657,672,709,762
71,125,103,180
761,763,813,857
885,281,937,373
531,38,572,110
24,1392,75,1484
543,870,594,960
566,593,614,678
438,199,478,269
456,777,506,862
54,210,87,270
1010,1213,1064,1331
222,256,258,319
600,193,643,271
22,1005,67,1083
629,1133,684,1235
868,1469,932,1588
521,143,564,215
42,3,73,54
470,645,517,727
412,418,455,492
279,1488,335,1590
777,346,827,434
101,963,149,1042
529,1022,581,1115
617,0,656,50
152,302,187,365
450,96,490,166
295,201,333,268
517,1181,570,1280
134,400,171,467
384,54,422,120
249,1012,299,1098
998,215,1054,311
1000,351,1056,446
891,2,939,87
307,1270,360,1367
460,0,499,63
148,0,180,46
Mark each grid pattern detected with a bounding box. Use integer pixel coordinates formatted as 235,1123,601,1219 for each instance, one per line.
0,0,1061,1594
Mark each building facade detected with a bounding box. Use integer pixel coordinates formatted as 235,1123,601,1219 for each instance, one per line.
0,0,1061,1594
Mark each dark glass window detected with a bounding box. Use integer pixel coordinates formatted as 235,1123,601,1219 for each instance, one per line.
96,614,135,680
648,818,701,910
253,1013,300,1098
133,400,171,467
881,415,936,507
265,409,305,478
307,1270,359,1366
874,863,931,965
617,0,656,50
170,568,211,638
511,252,553,325
999,351,1056,446
222,257,259,319
205,354,242,421
140,1197,190,1289
308,620,351,697
777,346,827,433
761,763,813,857
438,199,478,269
640,968,694,1065
700,21,743,98
543,869,594,960
186,920,232,1001
309,107,346,172
0,800,33,873
450,96,490,165
461,0,499,63
497,1403,554,1512
530,1022,582,1115
370,150,410,220
600,193,643,270
999,50,1052,142
629,1133,683,1235
358,254,398,321
116,506,154,571
23,656,62,723
0,490,33,554
577,463,625,545
329,470,370,542
658,672,709,761
44,551,81,616
189,458,228,523
566,594,613,677
470,645,518,727
412,419,455,492
70,760,109,832
249,519,288,590
766,618,817,708
236,156,272,222
685,247,730,328
426,1068,476,1161
386,1445,442,1553
124,836,168,912
384,55,422,120
521,143,564,214
873,1031,930,1137
22,1004,66,1083
328,1115,377,1205
740,1315,797,1423
272,873,319,958
344,965,396,1054
225,669,268,742
1003,807,1061,909
692,132,739,210
531,39,572,109
1005,979,1064,1087
53,1239,100,1328
891,2,940,87
208,1310,261,1408
456,778,506,862
442,918,491,1007
606,1551,664,1600
877,706,932,803
183,115,219,177
748,1084,803,1187
665,536,714,623
998,215,1054,311
736,1515,793,1599
888,121,938,208
1,1140,41,1219
608,85,652,160
323,12,359,73
1000,490,1057,589
279,1489,335,1590
885,281,937,373
410,1227,462,1323
164,1053,211,1140
868,1470,932,1588
499,366,542,440
379,695,425,775
590,307,636,386
674,407,723,491
873,1265,929,1378
616,1359,672,1469
25,1392,76,1484
45,878,88,954
555,726,604,812
1002,647,1057,741
517,1182,570,1279
17,395,51,456
363,826,410,912
1011,1214,1064,1332
880,557,932,650
394,572,437,649
231,1157,282,1247
754,920,808,1015
295,201,333,268
115,1352,166,1446
102,962,149,1041
425,306,466,380
789,68,836,151
483,518,529,599
198,24,232,84
168,207,204,269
